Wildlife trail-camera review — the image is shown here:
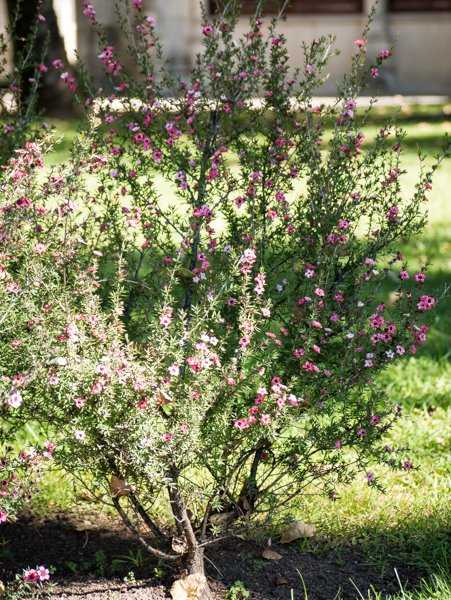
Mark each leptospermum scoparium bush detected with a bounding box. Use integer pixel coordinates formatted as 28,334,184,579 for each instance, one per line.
0,0,448,588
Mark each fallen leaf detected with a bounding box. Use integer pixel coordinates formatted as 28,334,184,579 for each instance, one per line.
170,573,210,600
280,520,316,543
109,475,132,497
262,548,283,561
275,576,289,586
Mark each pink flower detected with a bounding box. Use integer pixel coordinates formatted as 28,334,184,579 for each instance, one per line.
52,58,64,70
61,72,77,92
239,335,250,350
7,388,22,408
254,272,266,295
293,348,305,358
90,378,107,397
399,270,409,280
162,432,173,442
378,49,391,60
0,510,7,523
239,248,257,275
23,569,40,583
43,441,56,458
371,67,379,79
414,272,426,283
386,205,399,222
16,196,32,209
74,430,86,441
37,566,50,582
83,3,96,20
314,287,325,297
160,307,173,328
302,361,320,373
74,397,86,409
202,25,214,37
132,0,143,8
286,394,298,407
417,295,435,311
234,418,250,430
369,314,385,329
168,364,180,377
260,414,271,426
354,38,366,48
137,397,149,410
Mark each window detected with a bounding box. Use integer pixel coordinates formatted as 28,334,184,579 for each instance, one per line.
210,1,363,15
389,0,451,10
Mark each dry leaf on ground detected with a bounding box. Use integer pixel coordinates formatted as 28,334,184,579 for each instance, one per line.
262,548,283,561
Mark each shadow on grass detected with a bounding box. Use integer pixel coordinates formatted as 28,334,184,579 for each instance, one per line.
0,511,449,599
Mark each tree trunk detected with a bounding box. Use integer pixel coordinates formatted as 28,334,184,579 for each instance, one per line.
187,546,206,576
171,547,212,600
167,472,212,599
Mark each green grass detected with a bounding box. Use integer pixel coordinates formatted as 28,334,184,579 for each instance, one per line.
24,109,451,597
291,113,450,597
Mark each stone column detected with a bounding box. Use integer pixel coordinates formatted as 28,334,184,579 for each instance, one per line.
76,0,119,85
363,0,397,91
152,0,196,78
0,0,12,77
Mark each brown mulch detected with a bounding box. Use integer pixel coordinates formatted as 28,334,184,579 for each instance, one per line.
0,512,423,599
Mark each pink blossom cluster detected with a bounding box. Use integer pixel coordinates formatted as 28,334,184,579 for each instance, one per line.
186,334,221,373
234,376,301,430
23,566,50,584
98,46,122,76
239,248,257,275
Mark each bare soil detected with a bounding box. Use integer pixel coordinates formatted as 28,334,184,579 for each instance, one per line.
0,511,423,599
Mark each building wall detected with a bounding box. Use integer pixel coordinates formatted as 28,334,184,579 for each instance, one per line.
389,12,451,94
1,0,450,95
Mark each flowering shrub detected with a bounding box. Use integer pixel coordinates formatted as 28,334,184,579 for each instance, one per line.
0,0,448,589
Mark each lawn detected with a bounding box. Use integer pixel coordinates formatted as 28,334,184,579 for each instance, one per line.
4,104,450,600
